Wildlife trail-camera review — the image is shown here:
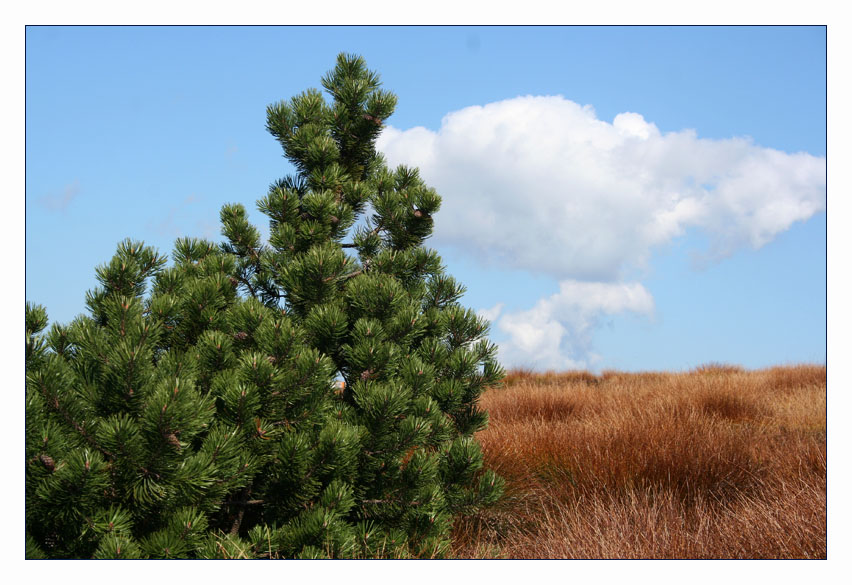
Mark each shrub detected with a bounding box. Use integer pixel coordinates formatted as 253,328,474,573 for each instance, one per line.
25,54,504,559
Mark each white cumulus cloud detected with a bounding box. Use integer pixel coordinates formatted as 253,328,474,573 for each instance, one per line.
476,302,505,324
377,95,826,281
491,281,655,371
377,96,825,369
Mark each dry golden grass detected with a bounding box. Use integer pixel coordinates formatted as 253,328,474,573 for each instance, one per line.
453,364,826,559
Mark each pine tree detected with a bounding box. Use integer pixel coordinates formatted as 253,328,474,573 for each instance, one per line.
25,53,504,559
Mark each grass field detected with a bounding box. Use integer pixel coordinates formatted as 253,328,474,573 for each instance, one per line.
452,364,826,559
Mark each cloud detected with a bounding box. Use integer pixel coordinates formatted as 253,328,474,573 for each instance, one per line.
488,281,655,371
147,194,205,238
39,181,80,213
477,302,504,323
377,96,825,369
377,95,826,281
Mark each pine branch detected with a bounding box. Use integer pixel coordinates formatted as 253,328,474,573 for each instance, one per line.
39,383,115,461
230,507,245,536
341,222,383,248
233,270,259,298
323,269,362,283
228,487,253,535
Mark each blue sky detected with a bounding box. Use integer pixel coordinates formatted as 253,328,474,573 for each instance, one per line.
25,25,826,372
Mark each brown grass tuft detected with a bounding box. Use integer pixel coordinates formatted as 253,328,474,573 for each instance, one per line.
502,368,601,388
453,365,826,559
692,362,746,375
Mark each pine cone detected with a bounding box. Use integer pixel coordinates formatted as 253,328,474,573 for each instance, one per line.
39,454,55,473
165,433,181,450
